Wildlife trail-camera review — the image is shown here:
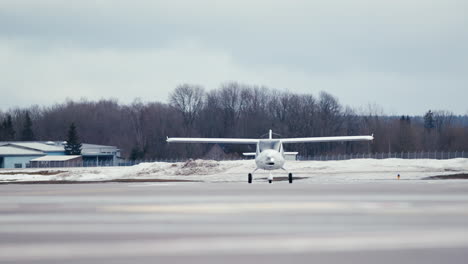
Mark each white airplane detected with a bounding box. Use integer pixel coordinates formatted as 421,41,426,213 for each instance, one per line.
167,130,373,184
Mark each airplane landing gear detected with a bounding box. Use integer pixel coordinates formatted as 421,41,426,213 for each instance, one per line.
268,172,273,184
248,170,293,184
281,168,293,184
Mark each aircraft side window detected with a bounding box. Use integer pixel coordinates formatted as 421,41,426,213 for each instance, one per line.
259,141,280,152
273,141,280,151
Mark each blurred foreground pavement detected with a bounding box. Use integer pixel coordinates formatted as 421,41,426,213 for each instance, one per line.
1,180,468,264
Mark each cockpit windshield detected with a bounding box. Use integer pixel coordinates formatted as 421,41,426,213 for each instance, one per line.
258,140,281,152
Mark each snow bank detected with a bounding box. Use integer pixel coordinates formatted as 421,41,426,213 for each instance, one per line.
0,158,467,183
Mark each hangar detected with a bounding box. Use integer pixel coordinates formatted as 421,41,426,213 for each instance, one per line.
0,141,121,169
0,145,45,169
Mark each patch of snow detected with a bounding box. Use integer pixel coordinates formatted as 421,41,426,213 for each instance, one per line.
0,158,467,183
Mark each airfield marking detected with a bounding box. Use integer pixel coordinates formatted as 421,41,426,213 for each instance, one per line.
0,187,128,196
99,201,468,215
1,230,468,261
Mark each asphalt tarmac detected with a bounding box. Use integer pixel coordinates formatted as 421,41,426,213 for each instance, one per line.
1,180,468,263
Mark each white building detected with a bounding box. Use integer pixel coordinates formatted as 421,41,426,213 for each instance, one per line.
0,141,121,169
0,145,45,169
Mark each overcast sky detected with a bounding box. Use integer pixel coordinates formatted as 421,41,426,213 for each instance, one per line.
1,0,467,115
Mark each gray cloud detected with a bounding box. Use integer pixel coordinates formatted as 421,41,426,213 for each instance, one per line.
1,0,467,114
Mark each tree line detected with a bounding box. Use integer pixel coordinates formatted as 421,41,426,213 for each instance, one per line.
1,82,467,159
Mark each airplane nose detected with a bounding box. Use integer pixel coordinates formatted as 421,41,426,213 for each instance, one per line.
266,157,275,165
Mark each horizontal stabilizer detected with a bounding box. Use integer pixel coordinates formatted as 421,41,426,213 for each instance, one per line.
284,152,299,155
242,152,257,156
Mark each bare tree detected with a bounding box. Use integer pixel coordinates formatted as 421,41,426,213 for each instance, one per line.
169,84,205,133
217,82,245,136
1,82,468,159
433,110,456,151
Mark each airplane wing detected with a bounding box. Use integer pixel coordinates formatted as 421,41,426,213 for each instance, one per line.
167,137,259,144
281,135,373,143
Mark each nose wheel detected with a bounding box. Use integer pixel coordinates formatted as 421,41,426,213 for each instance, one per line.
248,171,293,184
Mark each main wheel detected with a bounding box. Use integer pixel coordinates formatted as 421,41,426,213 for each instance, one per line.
248,173,252,184
268,179,272,184
288,173,293,184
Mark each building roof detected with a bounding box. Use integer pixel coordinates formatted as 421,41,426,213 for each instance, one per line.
1,142,118,150
0,146,45,156
31,155,82,162
0,141,119,156
8,142,65,152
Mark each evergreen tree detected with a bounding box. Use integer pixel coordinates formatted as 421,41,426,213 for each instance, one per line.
129,146,145,161
3,115,16,140
0,117,5,140
0,120,3,140
20,112,35,141
64,123,82,155
424,110,435,131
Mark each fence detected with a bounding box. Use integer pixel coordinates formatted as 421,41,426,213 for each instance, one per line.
19,151,467,169
297,151,467,161
26,160,116,168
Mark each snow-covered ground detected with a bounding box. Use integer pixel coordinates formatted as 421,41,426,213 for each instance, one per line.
1,158,468,183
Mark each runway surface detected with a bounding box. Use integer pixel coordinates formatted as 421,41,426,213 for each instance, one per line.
1,180,468,263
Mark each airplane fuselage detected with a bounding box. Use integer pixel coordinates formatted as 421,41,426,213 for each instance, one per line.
255,149,285,170
255,140,285,170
